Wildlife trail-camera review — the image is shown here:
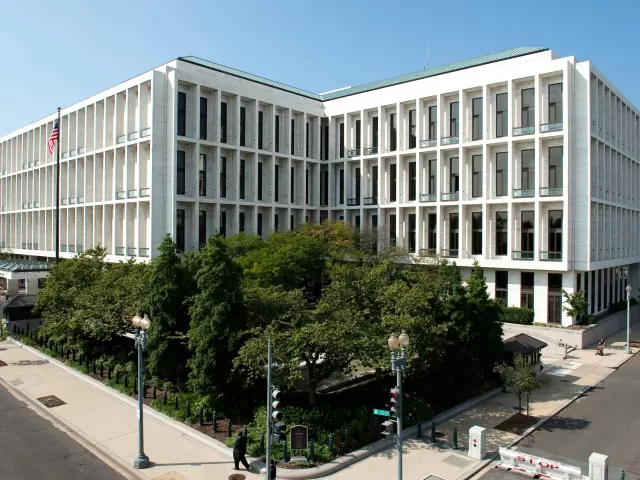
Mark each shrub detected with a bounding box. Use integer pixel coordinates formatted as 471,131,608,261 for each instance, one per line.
500,307,534,325
609,298,637,314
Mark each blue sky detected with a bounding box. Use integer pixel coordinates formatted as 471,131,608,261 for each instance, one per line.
1,0,638,137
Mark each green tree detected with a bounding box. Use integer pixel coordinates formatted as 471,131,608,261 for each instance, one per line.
496,353,543,413
562,289,590,324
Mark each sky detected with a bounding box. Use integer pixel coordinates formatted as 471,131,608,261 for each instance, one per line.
1,0,639,137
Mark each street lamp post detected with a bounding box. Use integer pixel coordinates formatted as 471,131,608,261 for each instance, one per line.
388,331,410,480
626,285,632,354
132,314,151,469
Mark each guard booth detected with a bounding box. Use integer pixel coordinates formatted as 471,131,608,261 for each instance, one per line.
502,333,547,376
0,259,50,330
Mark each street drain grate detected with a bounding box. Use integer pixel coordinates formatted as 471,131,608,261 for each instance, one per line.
37,395,66,408
0,360,7,367
443,455,472,468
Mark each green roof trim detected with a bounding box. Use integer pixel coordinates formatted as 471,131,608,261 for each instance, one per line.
179,47,548,102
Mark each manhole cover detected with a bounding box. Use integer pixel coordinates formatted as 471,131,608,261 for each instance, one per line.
0,348,7,351
228,475,246,480
37,395,66,408
443,454,472,468
0,360,7,367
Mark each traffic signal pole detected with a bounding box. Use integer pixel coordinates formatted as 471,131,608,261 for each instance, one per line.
396,362,403,480
266,335,272,480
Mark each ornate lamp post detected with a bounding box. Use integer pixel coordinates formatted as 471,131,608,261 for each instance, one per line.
388,330,410,480
132,314,151,469
626,285,632,354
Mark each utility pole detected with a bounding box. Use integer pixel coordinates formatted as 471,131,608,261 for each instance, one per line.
266,335,272,480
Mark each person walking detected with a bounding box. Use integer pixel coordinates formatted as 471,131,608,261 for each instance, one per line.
233,431,250,471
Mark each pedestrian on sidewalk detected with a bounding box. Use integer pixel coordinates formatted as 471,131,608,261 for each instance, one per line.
233,431,250,471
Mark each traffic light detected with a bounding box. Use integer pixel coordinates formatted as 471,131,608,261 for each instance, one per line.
271,388,282,421
273,421,286,443
389,388,400,417
380,420,395,440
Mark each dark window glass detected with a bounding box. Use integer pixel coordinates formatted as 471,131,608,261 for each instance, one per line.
390,114,397,151
472,155,483,198
239,159,246,200
549,146,563,188
496,93,508,138
449,157,459,193
428,213,437,249
339,123,345,157
322,169,328,205
177,92,186,136
408,213,416,252
472,97,483,140
274,214,279,232
256,161,263,201
220,156,227,198
496,211,508,255
176,209,185,251
521,211,534,253
496,152,507,197
549,83,563,124
323,125,329,160
275,164,279,202
220,211,226,237
409,109,416,148
450,102,459,137
428,159,437,194
356,119,361,150
389,214,397,245
199,154,206,196
521,272,534,309
428,106,437,140
522,149,535,190
240,106,246,147
372,117,379,147
239,212,245,232
290,214,294,231
177,150,185,195
390,164,397,201
472,212,482,255
355,167,361,205
372,165,378,199
199,210,206,249
275,115,280,152
449,213,459,250
549,210,563,253
306,122,310,157
257,213,263,237
290,166,295,202
355,215,360,229
548,273,563,323
339,169,344,204
496,270,508,306
258,111,264,149
408,162,416,201
521,88,534,128
306,168,309,204
291,119,295,155
220,101,227,143
200,97,207,140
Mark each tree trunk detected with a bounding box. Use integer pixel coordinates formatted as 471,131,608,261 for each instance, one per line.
308,382,317,406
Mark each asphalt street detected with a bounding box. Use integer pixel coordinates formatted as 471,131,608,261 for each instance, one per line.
514,352,640,477
0,382,125,480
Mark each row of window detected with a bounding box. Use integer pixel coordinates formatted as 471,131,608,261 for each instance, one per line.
494,271,563,323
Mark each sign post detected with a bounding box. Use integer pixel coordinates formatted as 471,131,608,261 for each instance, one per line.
289,425,309,463
373,408,392,417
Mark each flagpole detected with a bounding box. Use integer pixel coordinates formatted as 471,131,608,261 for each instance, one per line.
55,107,61,263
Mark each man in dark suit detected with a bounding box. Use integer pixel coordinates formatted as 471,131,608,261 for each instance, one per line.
233,431,250,471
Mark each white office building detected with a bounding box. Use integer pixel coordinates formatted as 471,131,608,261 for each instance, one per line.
1,46,639,325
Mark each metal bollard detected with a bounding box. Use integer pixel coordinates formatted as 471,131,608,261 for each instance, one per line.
100,364,104,378
259,432,264,455
452,428,458,450
133,377,137,395
309,438,315,462
66,348,70,361
72,350,76,362
124,373,128,389
85,354,89,369
226,419,232,438
212,412,217,433
431,421,436,444
343,428,349,453
198,407,203,426
243,425,248,438
107,366,111,380
92,360,96,375
174,395,179,410
152,386,157,400
163,391,167,405
417,419,422,438
186,401,191,419
328,433,333,457
282,439,288,462
620,470,625,480
115,370,120,384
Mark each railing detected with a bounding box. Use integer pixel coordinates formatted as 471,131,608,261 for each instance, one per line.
139,248,150,258
364,147,378,155
420,139,437,148
78,146,85,154
128,189,138,198
116,191,126,200
540,251,562,261
60,244,67,252
69,197,76,204
76,245,84,253
440,192,459,201
62,152,68,159
347,149,360,158
512,251,534,260
21,242,26,249
540,187,563,197
128,131,138,141
28,162,32,168
62,198,68,205
420,193,437,202
116,135,126,144
140,188,151,197
127,247,136,256
28,202,33,209
27,243,32,250
141,127,151,138
34,160,39,166
440,249,459,258
21,202,27,209
346,198,359,206
77,196,84,204
1,170,5,175
22,163,27,169
540,122,563,133
419,248,437,257
34,202,40,208
441,136,459,145
33,243,39,250
513,188,535,198
70,149,76,156
363,197,376,205
115,247,125,256
68,244,76,253
513,126,535,136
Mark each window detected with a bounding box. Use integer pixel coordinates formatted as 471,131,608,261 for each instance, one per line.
177,92,186,136
389,214,397,245
522,149,534,190
548,273,563,323
549,83,563,124
339,169,344,204
291,119,295,155
521,211,534,253
258,162,263,201
548,210,563,253
220,211,226,237
220,156,227,198
339,123,345,157
355,215,360,229
275,115,280,152
274,214,279,232
408,214,416,252
521,272,534,309
239,212,245,232
220,101,227,143
472,155,483,198
449,213,459,250
372,117,379,147
521,88,534,128
355,119,361,150
372,165,378,199
199,154,206,196
496,211,508,255
240,106,246,147
495,270,508,306
239,159,246,200
390,164,397,201
258,111,264,149
472,212,482,255
409,109,416,148
306,168,309,204
428,159,437,194
449,102,459,137
355,167,361,205
275,164,279,202
322,170,329,205
496,93,508,138
199,210,206,249
496,152,507,197
323,125,329,160
549,146,563,188
408,161,416,201
200,97,207,140
177,150,185,195
290,214,294,231
290,166,295,202
472,97,483,140
427,214,437,250
306,122,310,157
176,209,185,251
449,157,459,193
428,106,437,140
257,213,263,237
390,113,397,151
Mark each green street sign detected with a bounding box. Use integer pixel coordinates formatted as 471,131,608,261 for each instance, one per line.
373,408,391,417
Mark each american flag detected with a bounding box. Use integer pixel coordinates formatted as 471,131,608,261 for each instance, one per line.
48,120,59,155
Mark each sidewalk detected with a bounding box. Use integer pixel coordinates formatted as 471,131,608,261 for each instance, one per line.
0,330,635,480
